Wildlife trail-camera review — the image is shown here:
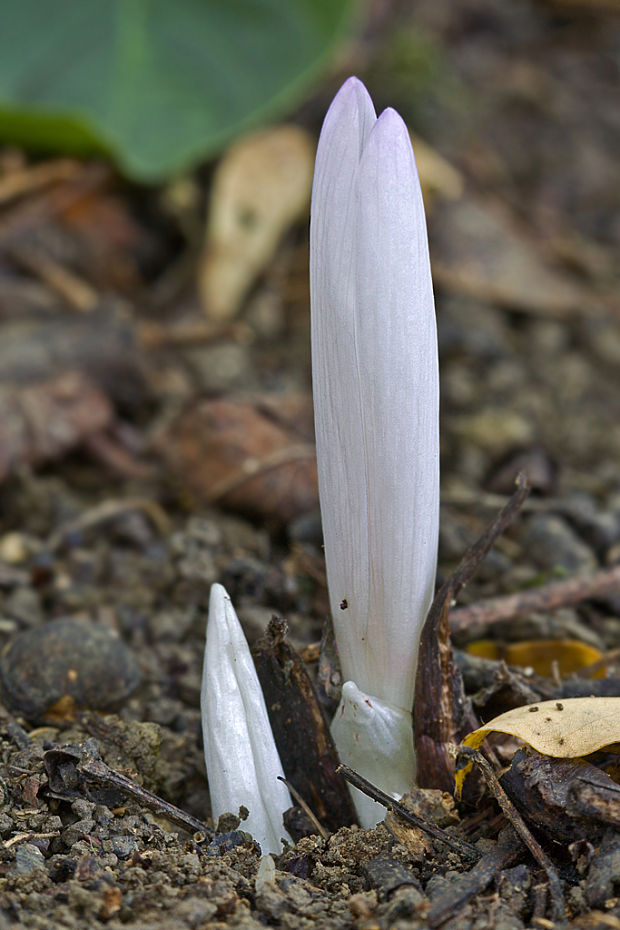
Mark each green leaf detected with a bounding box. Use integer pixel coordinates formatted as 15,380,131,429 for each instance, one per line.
0,0,356,181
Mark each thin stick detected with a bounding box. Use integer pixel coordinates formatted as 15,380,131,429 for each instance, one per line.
80,755,213,838
277,776,329,840
44,743,213,839
0,159,81,206
47,497,170,551
8,242,98,312
415,475,530,791
337,764,479,861
457,746,565,922
449,564,620,635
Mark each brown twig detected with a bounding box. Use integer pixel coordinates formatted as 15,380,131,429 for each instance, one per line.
277,776,329,840
449,564,620,635
47,497,170,552
44,741,213,838
0,159,82,206
449,474,531,598
79,755,212,837
457,746,565,922
138,319,244,350
414,475,530,790
337,764,479,861
7,241,98,312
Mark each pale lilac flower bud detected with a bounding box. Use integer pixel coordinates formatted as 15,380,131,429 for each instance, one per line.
310,77,439,826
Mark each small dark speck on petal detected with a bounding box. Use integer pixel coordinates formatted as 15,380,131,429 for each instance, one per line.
556,702,564,711
529,706,539,713
340,599,348,610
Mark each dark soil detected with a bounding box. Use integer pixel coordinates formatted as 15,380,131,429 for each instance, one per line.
1,1,619,928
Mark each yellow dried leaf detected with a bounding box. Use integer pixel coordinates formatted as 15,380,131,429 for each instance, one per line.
465,638,603,678
463,697,620,757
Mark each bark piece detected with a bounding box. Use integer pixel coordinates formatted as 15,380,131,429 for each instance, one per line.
501,749,620,844
252,617,356,832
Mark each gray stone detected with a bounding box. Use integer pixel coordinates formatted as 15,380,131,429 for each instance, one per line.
14,843,45,874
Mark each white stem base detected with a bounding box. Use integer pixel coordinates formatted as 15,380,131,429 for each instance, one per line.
330,680,416,829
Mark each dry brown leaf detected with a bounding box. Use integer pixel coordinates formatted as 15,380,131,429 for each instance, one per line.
0,372,113,481
463,697,620,757
157,394,318,525
0,310,149,409
199,125,315,321
429,195,595,317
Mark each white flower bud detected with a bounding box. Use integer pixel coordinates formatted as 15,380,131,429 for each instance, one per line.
201,583,292,853
310,77,439,826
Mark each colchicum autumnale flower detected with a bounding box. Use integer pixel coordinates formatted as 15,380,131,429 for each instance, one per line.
201,583,293,853
310,77,440,827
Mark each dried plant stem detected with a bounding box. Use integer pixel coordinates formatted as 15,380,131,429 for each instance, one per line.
450,564,620,635
337,764,479,861
457,746,565,922
277,776,329,840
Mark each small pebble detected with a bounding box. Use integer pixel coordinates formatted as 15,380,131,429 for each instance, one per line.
14,843,45,874
110,836,137,860
205,831,254,857
363,854,422,898
0,617,140,720
0,532,31,564
522,514,598,575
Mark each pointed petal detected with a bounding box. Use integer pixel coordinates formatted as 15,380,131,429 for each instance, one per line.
311,77,376,244
310,77,377,698
330,680,415,828
347,108,440,708
201,583,292,853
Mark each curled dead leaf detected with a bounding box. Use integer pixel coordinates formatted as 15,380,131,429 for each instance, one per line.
464,696,620,757
429,195,593,317
199,125,315,321
157,394,318,525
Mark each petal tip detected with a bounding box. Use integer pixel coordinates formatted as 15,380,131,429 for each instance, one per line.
374,107,411,146
335,75,373,108
321,76,376,140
